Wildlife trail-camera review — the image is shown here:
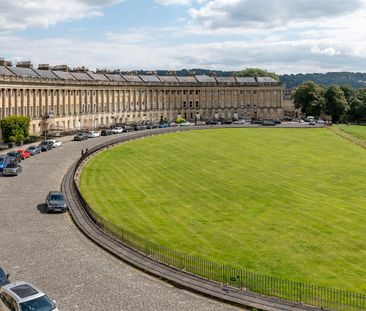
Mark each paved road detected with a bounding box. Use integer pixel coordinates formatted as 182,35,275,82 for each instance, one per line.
0,132,242,311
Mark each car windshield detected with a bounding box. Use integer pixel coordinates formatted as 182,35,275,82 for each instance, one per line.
8,152,17,156
6,163,16,168
0,158,4,164
28,146,35,150
20,295,55,311
50,194,64,201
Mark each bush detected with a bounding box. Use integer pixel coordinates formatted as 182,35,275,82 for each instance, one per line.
175,117,186,124
0,116,30,143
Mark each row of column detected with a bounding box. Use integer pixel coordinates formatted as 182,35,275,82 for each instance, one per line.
0,87,283,120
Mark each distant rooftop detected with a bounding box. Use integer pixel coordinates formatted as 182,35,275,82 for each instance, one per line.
0,58,280,85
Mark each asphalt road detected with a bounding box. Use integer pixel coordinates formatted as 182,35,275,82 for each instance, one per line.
0,131,242,311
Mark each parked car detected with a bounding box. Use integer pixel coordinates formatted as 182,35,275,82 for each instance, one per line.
317,119,325,124
195,120,206,126
233,119,245,124
0,268,10,288
2,162,22,176
206,120,219,125
112,127,123,134
26,145,42,156
0,281,59,311
133,124,146,131
159,123,170,128
16,149,30,160
309,120,316,125
87,130,101,138
46,140,62,148
74,132,89,141
39,141,54,151
251,119,262,125
123,126,134,132
46,191,68,213
151,123,160,129
180,121,191,126
0,155,10,172
6,151,22,164
101,129,113,136
221,120,233,124
262,119,276,126
169,122,178,127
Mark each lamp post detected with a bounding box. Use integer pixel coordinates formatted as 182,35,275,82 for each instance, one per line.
111,113,115,129
42,110,54,141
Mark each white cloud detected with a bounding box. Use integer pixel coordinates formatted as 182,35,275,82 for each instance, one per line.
1,31,366,74
154,0,207,5
154,0,192,5
189,0,365,29
311,47,341,56
0,0,125,31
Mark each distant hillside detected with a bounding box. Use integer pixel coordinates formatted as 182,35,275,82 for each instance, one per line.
121,69,366,89
280,72,366,89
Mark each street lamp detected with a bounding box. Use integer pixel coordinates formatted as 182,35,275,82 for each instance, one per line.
111,113,115,129
42,110,54,141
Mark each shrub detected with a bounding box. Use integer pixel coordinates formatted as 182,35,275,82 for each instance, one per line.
175,117,186,124
0,116,30,143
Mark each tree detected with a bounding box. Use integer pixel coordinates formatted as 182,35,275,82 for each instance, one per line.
0,116,30,143
235,68,279,81
348,97,366,124
324,86,348,122
292,81,325,117
175,117,186,124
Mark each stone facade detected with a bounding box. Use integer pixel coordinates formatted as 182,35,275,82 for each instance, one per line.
0,63,284,138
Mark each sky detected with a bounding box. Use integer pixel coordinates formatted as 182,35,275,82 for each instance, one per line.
0,0,366,74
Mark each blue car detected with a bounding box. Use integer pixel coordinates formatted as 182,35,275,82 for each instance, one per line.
0,155,10,173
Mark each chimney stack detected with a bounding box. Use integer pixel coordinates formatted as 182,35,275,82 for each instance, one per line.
38,64,50,70
16,61,32,68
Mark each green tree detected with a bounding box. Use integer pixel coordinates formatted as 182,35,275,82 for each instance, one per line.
348,97,366,124
175,117,186,124
235,68,279,81
324,86,348,123
0,116,30,143
292,81,325,117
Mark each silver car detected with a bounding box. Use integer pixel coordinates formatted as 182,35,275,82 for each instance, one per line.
26,145,42,156
2,163,22,176
0,281,59,311
46,191,68,213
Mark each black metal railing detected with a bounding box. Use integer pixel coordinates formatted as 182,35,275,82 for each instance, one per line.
73,132,366,311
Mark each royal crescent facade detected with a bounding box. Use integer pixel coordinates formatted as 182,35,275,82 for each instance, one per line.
0,62,284,137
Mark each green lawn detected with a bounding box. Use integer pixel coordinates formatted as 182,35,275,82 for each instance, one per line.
80,128,366,293
337,124,366,141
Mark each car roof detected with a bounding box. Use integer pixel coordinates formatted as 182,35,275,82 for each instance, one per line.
1,281,45,303
48,191,64,196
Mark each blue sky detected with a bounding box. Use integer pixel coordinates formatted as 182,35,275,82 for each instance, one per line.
0,0,366,73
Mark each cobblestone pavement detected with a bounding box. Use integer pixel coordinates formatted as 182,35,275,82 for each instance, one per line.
0,132,243,311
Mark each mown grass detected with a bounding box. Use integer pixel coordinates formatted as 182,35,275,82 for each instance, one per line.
337,124,366,141
80,128,366,293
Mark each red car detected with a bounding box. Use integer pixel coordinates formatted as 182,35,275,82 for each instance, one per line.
17,149,31,160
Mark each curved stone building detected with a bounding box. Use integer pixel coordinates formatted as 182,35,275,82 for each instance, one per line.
0,60,284,137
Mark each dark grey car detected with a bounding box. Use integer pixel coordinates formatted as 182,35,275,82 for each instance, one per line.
0,267,10,288
46,191,68,213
